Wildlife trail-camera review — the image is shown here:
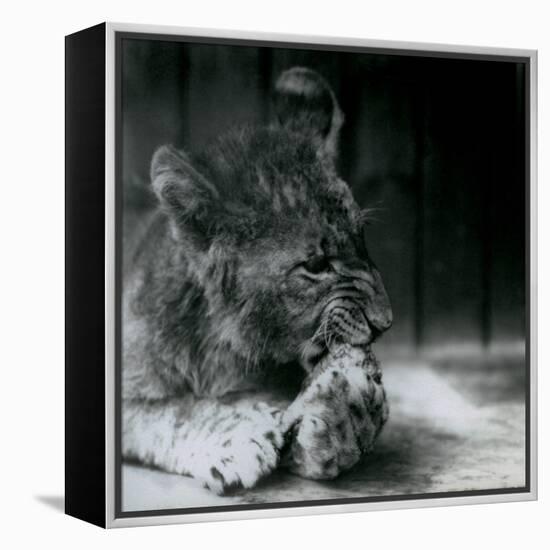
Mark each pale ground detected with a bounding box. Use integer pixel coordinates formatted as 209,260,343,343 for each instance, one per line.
122,352,526,512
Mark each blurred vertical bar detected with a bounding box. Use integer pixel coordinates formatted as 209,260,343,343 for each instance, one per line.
342,55,418,351
183,43,264,151
122,39,185,198
488,62,526,344
412,82,426,350
480,100,493,349
121,39,189,273
421,59,487,348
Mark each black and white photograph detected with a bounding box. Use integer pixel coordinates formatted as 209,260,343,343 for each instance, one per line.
117,32,531,515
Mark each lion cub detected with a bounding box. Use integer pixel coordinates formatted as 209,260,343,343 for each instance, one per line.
122,67,392,494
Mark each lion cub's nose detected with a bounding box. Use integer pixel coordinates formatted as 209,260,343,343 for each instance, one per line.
364,268,393,334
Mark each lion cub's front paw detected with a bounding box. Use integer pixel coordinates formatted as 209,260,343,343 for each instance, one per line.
280,345,388,480
179,403,284,495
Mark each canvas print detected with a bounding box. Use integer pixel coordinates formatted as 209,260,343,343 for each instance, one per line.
118,36,528,515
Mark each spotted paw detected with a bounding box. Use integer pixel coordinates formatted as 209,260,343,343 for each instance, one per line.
280,345,388,480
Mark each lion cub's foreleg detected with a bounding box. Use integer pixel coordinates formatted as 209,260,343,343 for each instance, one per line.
122,395,286,494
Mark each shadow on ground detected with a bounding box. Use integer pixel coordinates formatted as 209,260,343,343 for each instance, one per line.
35,495,65,513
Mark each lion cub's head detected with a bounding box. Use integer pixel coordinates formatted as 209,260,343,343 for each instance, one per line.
151,67,392,371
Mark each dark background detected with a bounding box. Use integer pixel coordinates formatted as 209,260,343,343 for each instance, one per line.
121,38,526,353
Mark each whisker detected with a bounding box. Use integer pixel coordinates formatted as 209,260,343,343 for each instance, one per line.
323,316,333,352
327,330,338,357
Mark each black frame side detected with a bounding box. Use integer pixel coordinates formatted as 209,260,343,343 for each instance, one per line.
65,22,106,528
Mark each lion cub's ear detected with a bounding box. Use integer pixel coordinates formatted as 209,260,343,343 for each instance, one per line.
151,145,219,247
274,67,344,160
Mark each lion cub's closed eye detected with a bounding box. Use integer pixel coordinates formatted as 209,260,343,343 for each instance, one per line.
301,255,332,275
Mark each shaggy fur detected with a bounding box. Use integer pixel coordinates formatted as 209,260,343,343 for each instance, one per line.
122,67,393,493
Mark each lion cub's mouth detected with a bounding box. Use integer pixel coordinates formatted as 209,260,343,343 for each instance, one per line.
300,309,378,373
300,340,328,372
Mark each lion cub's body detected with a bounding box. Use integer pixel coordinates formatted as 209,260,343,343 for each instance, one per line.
122,68,392,493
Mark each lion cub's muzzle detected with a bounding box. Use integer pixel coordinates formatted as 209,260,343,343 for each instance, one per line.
321,266,392,348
